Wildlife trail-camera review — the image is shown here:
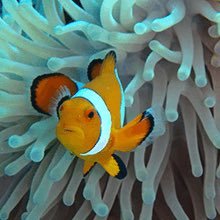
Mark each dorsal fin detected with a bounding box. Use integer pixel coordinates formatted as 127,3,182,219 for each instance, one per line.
87,51,117,81
30,73,78,116
100,50,116,75
87,58,103,81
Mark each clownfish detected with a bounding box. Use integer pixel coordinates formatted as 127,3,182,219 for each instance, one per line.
30,51,165,179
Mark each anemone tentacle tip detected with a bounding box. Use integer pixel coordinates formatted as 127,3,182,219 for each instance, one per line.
204,97,216,108
30,149,44,162
63,197,74,207
177,70,190,81
192,166,203,177
8,135,20,148
95,204,109,217
134,23,147,35
165,110,178,122
54,25,64,35
47,57,64,71
195,77,207,88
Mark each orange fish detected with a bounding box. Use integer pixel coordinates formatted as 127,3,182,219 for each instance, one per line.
30,51,165,179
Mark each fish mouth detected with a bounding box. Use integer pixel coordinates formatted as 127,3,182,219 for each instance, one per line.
58,126,85,139
63,129,74,133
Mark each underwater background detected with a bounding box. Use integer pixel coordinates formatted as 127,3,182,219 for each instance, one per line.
0,0,220,219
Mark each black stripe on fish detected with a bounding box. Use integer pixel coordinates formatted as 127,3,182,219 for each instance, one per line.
56,95,71,118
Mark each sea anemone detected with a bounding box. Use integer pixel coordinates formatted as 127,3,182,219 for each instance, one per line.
0,0,220,219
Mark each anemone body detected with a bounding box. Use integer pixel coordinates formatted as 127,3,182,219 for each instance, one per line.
0,0,220,219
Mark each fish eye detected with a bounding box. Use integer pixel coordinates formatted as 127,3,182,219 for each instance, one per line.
85,109,95,119
88,111,94,118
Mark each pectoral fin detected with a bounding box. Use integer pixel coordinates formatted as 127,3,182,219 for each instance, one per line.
114,106,166,152
99,154,127,179
30,73,79,116
83,161,96,177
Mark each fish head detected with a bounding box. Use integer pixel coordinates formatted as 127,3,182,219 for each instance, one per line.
56,97,101,156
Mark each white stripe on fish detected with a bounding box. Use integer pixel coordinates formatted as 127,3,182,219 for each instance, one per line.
72,88,112,156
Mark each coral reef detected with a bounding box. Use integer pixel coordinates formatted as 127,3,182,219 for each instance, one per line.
0,0,220,219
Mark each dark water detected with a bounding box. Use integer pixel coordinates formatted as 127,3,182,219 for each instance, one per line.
0,0,82,14
0,0,83,23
